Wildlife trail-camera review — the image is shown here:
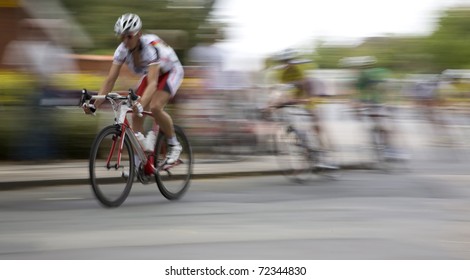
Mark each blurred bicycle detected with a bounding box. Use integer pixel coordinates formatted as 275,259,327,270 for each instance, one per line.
346,103,408,171
263,84,340,183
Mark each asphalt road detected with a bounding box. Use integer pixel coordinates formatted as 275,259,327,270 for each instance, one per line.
1,157,470,260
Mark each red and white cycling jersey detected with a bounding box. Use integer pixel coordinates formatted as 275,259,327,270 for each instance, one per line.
113,34,184,97
113,34,180,75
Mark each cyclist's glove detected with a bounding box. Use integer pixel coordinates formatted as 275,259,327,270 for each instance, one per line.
134,102,143,117
83,103,96,114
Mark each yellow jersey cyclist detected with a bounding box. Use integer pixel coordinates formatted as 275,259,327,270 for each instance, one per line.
269,48,335,158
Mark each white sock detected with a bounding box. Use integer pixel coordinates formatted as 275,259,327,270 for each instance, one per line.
167,136,179,146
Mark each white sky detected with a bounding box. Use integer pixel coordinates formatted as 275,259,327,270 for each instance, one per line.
212,0,469,70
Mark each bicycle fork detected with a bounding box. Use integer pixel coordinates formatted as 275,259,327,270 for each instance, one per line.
109,127,152,180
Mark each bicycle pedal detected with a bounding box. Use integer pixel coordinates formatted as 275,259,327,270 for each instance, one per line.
162,159,183,171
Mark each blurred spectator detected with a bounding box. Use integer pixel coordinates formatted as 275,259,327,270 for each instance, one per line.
411,75,453,145
3,18,78,160
187,24,227,123
188,23,226,91
4,19,78,88
189,24,253,154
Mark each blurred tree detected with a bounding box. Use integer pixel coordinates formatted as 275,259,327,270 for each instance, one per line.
427,7,470,71
59,0,217,62
310,6,470,74
312,41,355,69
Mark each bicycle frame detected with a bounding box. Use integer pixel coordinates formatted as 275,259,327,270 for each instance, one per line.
274,105,318,151
89,93,155,171
81,89,193,206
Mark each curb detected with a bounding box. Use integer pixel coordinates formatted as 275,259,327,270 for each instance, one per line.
0,163,374,191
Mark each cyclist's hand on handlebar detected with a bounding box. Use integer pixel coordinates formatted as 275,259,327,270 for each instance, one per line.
82,103,96,115
132,101,144,117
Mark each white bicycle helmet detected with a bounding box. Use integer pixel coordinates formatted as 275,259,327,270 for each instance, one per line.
339,56,376,68
114,13,142,35
275,48,297,61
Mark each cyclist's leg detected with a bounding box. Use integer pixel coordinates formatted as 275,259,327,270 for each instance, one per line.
150,89,174,138
309,108,330,151
150,66,184,163
132,76,148,133
309,108,339,170
373,104,407,160
148,68,182,142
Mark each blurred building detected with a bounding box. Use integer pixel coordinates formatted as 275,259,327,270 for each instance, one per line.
0,0,92,69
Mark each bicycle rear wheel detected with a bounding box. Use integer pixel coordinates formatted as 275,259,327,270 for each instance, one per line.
370,126,389,171
370,126,408,173
274,124,313,183
89,125,135,207
154,125,193,200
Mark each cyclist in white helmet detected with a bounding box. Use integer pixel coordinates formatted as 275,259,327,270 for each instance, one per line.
83,13,185,164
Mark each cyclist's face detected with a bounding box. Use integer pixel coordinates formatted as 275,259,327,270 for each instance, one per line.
121,32,139,49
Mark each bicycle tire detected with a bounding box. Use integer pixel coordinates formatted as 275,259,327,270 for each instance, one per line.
274,124,313,183
89,125,135,207
153,125,193,200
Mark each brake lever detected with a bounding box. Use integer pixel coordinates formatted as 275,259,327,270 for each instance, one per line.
79,88,92,107
128,88,143,117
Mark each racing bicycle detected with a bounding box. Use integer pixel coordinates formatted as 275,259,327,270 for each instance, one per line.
347,103,408,172
79,89,193,207
270,102,340,183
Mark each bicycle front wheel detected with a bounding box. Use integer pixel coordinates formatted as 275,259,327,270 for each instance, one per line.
154,125,193,200
274,124,313,183
89,125,135,207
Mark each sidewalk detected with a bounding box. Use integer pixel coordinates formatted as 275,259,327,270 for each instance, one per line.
0,104,444,190
0,152,373,190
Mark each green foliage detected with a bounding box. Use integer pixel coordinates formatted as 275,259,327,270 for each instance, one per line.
427,7,470,71
55,108,99,159
0,106,102,160
59,0,216,62
0,71,106,160
313,43,355,69
0,71,35,105
50,73,104,90
0,108,17,159
310,6,470,74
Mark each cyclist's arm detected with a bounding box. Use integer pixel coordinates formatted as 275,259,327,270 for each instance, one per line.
94,63,122,109
268,86,309,108
139,63,160,109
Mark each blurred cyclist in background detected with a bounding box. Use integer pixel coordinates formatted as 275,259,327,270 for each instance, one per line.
339,56,389,114
410,73,453,145
268,48,334,156
82,13,184,164
339,56,405,159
